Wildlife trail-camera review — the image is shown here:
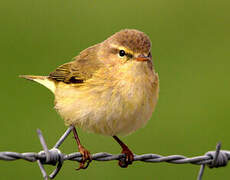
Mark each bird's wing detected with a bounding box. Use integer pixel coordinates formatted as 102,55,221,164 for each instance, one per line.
49,62,79,83
49,59,102,84
49,45,102,84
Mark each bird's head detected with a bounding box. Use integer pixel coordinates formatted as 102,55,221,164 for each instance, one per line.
98,29,152,65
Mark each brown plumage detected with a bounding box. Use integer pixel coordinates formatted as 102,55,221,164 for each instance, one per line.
106,29,151,53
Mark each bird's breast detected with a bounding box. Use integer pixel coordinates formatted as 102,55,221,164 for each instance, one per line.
54,61,159,136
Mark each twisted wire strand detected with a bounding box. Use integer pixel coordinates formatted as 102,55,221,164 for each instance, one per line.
0,127,229,180
1,149,230,164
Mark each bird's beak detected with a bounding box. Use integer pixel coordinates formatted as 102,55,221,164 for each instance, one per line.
135,55,150,61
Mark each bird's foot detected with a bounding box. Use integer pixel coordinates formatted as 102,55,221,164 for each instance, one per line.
76,145,92,170
119,146,134,168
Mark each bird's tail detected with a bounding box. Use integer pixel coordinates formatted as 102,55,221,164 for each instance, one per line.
19,75,56,93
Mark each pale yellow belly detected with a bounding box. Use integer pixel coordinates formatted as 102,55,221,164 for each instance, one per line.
54,72,159,136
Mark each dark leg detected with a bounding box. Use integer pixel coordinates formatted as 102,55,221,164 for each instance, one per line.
113,136,134,168
72,127,92,170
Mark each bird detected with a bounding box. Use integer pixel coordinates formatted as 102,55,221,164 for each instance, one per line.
20,29,159,169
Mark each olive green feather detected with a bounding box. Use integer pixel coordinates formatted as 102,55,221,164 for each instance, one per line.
49,45,102,84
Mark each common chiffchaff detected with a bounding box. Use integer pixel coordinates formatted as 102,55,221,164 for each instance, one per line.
20,29,159,169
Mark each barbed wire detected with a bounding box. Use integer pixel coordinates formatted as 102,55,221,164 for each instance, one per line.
0,126,229,180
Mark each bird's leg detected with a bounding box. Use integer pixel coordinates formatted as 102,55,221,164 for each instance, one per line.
72,127,92,170
113,136,134,168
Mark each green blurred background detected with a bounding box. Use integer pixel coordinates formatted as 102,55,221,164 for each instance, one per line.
0,0,230,179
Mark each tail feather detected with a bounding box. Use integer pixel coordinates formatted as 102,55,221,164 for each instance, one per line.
19,75,56,93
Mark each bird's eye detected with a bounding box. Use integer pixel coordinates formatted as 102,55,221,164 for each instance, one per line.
119,50,126,57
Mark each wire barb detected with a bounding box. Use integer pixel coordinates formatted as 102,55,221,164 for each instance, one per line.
0,128,229,180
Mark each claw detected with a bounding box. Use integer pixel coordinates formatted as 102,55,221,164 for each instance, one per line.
112,136,134,168
76,145,92,170
118,146,134,168
72,127,92,170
